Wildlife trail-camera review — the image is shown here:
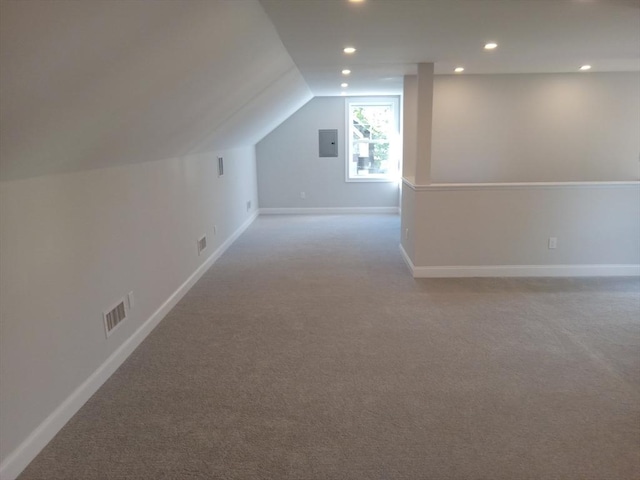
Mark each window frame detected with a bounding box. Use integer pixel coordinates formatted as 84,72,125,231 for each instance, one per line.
344,96,401,183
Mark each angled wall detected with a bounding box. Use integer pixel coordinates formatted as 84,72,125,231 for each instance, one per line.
0,1,311,478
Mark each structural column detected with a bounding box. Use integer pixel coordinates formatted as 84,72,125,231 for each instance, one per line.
401,63,434,273
402,75,418,182
415,62,434,185
402,63,434,184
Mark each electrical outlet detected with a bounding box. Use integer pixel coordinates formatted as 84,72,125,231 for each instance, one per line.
404,228,409,240
246,200,251,212
127,291,135,310
213,225,217,235
301,192,306,199
548,237,557,249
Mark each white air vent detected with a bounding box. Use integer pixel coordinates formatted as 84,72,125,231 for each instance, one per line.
104,299,127,338
197,235,207,255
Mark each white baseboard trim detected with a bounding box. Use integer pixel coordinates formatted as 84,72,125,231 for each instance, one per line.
399,243,415,275
0,211,259,480
399,247,640,278
260,207,399,215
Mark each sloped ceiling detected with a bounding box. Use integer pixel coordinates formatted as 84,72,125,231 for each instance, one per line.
0,0,312,181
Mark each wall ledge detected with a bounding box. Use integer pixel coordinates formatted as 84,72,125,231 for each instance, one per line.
402,178,640,192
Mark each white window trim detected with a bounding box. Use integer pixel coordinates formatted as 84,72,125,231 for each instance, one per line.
344,96,401,183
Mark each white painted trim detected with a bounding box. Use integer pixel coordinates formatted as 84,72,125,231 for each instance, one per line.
402,178,640,192
399,245,639,278
0,211,259,480
411,264,640,278
399,244,415,275
260,207,399,215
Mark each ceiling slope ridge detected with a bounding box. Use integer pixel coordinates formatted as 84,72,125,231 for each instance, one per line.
189,65,313,155
187,0,314,154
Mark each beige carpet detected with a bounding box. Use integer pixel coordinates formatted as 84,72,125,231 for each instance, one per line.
19,214,640,479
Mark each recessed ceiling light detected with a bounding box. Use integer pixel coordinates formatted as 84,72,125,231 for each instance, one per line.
349,0,366,3
454,67,465,73
484,42,498,50
341,83,349,88
580,65,592,71
342,69,351,75
343,47,357,54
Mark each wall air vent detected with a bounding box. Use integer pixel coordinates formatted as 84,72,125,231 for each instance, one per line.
104,299,127,338
197,235,207,256
217,156,224,177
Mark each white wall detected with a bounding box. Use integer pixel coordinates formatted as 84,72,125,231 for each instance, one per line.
401,72,640,275
0,147,258,473
431,72,640,183
256,97,399,209
404,182,640,274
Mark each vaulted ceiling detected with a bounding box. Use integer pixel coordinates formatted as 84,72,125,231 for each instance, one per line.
1,0,638,180
260,0,640,96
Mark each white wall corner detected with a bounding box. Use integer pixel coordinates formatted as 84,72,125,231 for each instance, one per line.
0,211,259,480
399,244,416,276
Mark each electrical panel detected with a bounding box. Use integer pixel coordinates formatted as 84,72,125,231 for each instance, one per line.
319,129,338,157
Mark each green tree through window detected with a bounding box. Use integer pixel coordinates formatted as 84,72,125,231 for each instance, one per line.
347,98,399,181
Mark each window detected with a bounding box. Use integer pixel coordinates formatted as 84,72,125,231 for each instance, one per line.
346,97,400,182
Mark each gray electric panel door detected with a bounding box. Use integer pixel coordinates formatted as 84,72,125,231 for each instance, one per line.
319,129,338,157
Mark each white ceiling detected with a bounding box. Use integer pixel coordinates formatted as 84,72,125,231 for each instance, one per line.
259,0,640,96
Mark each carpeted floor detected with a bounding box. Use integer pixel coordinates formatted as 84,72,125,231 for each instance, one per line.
19,214,640,479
